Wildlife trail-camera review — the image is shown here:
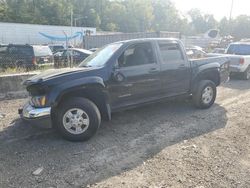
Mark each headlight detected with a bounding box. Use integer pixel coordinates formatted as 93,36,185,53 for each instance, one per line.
30,96,46,107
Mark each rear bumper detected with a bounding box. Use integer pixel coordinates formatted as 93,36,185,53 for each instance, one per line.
229,65,246,73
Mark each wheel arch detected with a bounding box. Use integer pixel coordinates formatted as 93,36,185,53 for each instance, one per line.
53,84,111,121
192,68,220,93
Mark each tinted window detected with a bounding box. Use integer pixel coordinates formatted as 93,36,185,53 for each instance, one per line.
62,50,72,56
73,51,81,56
118,42,155,67
50,46,64,53
33,46,53,56
18,46,33,56
158,42,184,63
227,44,250,55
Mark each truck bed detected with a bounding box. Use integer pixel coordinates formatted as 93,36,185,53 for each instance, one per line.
191,56,230,83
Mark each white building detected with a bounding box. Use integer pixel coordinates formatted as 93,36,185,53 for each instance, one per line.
0,22,96,46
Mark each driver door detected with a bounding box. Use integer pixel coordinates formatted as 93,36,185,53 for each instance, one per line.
108,42,161,110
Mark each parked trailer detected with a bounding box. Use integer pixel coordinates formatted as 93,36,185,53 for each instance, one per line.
83,31,180,49
0,22,96,45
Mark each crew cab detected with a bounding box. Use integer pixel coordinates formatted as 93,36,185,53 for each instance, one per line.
19,38,229,141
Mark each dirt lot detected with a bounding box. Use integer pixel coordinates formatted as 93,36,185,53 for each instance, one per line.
0,80,250,188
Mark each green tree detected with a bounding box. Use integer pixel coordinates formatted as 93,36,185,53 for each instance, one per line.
0,0,8,21
100,1,126,31
188,9,218,34
231,15,250,39
123,0,154,32
219,17,231,36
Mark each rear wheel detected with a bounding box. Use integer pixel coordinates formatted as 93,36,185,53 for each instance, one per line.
53,97,101,141
192,80,217,109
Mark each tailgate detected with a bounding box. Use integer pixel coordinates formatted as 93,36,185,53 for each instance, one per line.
36,55,54,66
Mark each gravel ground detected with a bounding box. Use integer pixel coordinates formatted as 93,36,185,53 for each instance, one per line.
0,80,250,188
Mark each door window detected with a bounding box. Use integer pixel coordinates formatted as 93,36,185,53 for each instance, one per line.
18,47,33,56
118,42,155,67
73,51,81,57
158,42,184,63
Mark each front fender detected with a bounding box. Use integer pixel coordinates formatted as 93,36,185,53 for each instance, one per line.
47,76,105,106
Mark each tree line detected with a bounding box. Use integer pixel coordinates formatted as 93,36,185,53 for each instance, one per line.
0,0,250,39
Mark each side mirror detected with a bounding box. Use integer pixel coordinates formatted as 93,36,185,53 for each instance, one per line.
112,62,125,82
113,72,125,82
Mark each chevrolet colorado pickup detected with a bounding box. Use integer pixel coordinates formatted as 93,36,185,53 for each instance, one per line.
19,38,229,141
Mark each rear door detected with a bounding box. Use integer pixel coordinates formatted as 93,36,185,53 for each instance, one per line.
109,42,161,109
157,41,191,95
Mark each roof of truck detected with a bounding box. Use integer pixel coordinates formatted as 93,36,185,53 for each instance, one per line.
114,38,180,44
230,42,250,45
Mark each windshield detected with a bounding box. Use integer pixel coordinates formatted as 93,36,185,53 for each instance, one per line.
227,44,250,55
79,43,122,68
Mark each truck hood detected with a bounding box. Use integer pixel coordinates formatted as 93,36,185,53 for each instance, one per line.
23,67,95,86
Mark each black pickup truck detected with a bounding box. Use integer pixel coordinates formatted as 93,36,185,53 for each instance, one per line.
19,38,229,141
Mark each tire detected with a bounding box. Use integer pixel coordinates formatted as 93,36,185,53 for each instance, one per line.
241,67,250,80
192,80,217,109
53,97,101,142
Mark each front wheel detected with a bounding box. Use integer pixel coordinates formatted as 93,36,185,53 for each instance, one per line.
192,80,217,109
53,97,101,141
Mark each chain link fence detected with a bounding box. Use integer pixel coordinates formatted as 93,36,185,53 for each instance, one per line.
0,44,85,75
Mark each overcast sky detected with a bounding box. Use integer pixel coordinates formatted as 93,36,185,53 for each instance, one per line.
173,0,249,20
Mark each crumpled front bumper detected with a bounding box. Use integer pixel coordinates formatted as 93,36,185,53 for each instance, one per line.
19,103,51,120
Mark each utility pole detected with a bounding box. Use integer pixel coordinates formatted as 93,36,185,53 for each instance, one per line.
70,8,73,67
229,0,234,35
229,0,234,21
71,9,73,34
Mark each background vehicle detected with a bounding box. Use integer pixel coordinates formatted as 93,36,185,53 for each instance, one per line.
0,44,54,69
54,48,92,68
20,38,229,141
212,48,225,54
186,46,207,59
225,42,250,80
207,42,250,80
89,48,99,52
48,44,65,54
